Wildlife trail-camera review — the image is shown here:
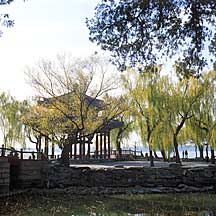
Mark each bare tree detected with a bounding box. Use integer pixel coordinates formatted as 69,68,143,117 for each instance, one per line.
23,54,126,164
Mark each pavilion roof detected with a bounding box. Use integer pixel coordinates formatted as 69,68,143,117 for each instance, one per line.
37,93,123,131
38,92,103,109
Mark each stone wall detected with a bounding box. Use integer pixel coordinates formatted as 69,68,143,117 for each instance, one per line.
15,160,48,189
182,166,216,187
45,164,216,190
0,157,10,194
3,159,216,193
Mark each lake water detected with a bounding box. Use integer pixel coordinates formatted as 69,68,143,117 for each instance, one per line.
131,145,215,159
2,193,216,216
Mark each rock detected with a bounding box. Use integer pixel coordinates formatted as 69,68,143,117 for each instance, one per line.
169,163,182,168
150,188,162,193
114,165,124,168
34,162,216,195
208,164,216,168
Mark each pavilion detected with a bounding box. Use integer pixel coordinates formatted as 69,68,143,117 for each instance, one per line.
35,93,124,160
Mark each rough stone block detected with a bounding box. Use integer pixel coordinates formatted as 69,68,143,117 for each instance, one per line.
0,157,8,162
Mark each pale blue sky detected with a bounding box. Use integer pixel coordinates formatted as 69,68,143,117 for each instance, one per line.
0,0,101,100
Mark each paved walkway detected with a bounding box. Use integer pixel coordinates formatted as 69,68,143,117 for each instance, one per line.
70,160,212,169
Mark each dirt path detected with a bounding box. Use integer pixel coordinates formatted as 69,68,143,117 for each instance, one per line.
70,160,212,169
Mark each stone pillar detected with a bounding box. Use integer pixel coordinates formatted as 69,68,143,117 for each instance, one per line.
0,157,10,194
108,132,111,159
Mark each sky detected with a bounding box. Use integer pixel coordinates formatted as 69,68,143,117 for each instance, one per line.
0,0,101,100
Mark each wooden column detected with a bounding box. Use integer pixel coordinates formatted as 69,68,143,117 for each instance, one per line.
1,145,5,156
104,133,107,159
79,138,82,160
95,134,99,159
69,143,72,159
38,135,42,152
51,136,55,159
20,149,23,160
83,136,85,159
37,135,42,160
108,131,111,159
44,136,49,158
100,133,103,159
87,138,91,159
74,143,77,159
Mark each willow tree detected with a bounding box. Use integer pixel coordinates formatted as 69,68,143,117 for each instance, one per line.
110,97,133,158
162,76,207,163
0,92,28,147
186,71,216,164
121,66,163,166
149,77,174,161
23,54,126,164
184,76,210,159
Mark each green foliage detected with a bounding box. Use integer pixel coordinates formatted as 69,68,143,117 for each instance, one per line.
110,113,133,149
87,0,216,77
121,66,163,152
23,55,126,146
0,92,28,147
0,0,27,36
0,0,16,36
0,1,15,4
187,71,216,149
121,65,213,162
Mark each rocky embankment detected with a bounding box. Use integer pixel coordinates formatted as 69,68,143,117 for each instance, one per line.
39,162,216,194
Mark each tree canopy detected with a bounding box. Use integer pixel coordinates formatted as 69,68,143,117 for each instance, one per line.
23,54,126,160
0,0,15,35
0,0,26,36
120,65,216,164
87,0,216,77
121,66,164,165
0,92,28,147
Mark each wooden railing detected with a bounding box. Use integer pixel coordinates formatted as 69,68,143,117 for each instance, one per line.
121,149,143,157
0,144,144,161
0,145,46,160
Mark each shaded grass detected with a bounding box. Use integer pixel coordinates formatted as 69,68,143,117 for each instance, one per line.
1,192,216,215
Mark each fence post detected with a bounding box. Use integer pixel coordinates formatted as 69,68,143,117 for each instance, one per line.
20,148,23,160
1,144,5,156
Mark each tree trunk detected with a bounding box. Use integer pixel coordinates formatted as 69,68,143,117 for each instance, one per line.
161,149,167,161
149,148,154,167
116,127,123,159
153,150,159,158
198,145,204,159
61,142,70,166
147,128,154,167
35,135,42,152
206,144,209,162
173,134,181,164
167,150,171,162
148,140,154,167
117,141,122,159
210,147,215,164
